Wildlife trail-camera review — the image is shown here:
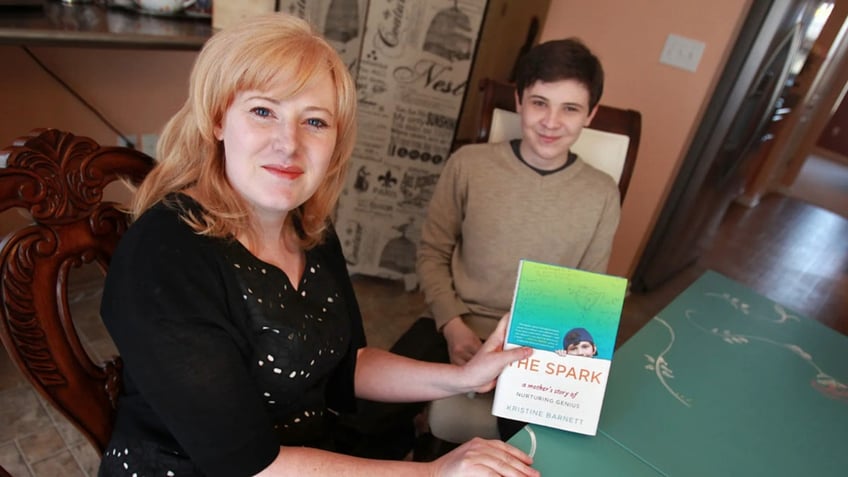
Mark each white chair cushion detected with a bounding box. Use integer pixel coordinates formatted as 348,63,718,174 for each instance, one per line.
488,108,630,184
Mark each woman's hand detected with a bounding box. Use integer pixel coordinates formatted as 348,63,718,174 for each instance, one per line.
431,437,539,477
461,314,532,394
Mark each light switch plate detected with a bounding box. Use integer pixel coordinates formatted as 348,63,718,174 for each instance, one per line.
660,33,705,72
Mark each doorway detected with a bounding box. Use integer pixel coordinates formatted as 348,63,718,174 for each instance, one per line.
743,1,848,212
632,0,840,292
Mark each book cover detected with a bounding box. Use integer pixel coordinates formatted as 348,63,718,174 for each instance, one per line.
492,259,627,435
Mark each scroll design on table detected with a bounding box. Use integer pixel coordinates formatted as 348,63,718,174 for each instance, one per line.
689,295,848,403
642,289,848,406
642,317,692,407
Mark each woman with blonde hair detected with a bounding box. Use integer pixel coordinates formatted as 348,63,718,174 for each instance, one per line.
98,12,537,477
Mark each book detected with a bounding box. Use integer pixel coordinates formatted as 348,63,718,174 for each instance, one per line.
492,259,628,436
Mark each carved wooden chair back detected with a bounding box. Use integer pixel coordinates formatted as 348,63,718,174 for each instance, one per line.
474,78,642,202
0,129,154,453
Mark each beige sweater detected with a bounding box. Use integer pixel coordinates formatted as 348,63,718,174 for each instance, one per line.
416,141,621,336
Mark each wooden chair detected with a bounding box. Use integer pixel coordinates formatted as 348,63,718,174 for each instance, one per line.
474,78,642,202
0,129,154,455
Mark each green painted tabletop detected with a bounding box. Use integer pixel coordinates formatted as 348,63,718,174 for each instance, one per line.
510,271,848,476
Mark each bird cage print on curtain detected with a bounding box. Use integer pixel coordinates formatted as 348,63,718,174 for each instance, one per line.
333,0,489,283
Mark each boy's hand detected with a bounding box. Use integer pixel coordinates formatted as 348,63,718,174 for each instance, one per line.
443,316,483,365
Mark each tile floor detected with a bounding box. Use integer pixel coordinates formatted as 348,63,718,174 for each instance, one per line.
0,271,425,476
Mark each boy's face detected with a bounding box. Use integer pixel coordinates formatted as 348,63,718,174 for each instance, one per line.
515,79,597,170
566,341,597,357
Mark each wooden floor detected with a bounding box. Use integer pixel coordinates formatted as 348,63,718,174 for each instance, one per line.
617,192,848,348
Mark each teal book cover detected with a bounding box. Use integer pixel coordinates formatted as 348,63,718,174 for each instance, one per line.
492,259,627,435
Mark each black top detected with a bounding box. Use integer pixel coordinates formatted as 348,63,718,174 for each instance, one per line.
98,194,366,477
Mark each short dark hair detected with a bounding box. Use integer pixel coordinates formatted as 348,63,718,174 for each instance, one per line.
514,38,604,110
564,327,594,348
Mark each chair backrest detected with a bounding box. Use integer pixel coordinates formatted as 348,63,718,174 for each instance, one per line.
0,129,154,453
474,78,642,202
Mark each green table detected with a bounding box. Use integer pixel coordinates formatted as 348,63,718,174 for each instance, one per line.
510,271,848,475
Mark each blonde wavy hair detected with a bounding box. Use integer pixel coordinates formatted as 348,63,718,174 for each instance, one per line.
131,12,358,249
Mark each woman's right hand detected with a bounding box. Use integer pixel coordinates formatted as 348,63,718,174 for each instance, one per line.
431,437,540,477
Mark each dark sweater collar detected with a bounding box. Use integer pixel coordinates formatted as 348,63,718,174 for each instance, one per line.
510,139,577,176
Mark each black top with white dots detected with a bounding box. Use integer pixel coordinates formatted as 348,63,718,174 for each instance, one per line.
98,194,366,477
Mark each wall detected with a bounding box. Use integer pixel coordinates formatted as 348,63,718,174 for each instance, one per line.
540,0,752,277
0,46,196,147
0,45,197,236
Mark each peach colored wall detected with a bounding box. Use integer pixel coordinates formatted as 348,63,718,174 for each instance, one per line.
0,46,196,147
540,0,753,278
0,46,197,235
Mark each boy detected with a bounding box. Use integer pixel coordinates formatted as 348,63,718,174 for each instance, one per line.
418,38,620,366
415,37,621,445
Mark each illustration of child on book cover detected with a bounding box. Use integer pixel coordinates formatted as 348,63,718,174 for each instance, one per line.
556,327,598,358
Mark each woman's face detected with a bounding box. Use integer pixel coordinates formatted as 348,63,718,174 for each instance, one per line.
215,70,338,224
